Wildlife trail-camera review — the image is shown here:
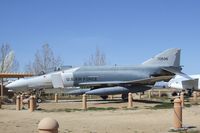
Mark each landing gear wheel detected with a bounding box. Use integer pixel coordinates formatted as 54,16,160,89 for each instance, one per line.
171,91,178,96
37,98,42,103
187,89,193,97
122,94,128,101
100,95,108,100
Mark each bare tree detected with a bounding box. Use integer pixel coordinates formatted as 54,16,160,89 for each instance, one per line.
26,44,62,74
0,44,19,73
84,47,106,66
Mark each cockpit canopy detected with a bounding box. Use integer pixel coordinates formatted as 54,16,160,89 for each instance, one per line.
37,65,73,75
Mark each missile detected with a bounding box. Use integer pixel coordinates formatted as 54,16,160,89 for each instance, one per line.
66,88,91,95
85,86,129,95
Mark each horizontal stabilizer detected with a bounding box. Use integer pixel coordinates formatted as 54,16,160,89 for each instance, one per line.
125,76,173,85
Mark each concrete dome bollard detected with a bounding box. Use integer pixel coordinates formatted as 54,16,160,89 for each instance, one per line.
38,117,59,133
173,98,182,129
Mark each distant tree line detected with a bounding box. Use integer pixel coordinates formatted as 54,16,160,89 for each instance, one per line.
26,44,63,74
84,47,107,66
0,43,107,74
0,43,19,73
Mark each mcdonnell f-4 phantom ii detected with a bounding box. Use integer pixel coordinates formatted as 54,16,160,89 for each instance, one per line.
6,48,185,100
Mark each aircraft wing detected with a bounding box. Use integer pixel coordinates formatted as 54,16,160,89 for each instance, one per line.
125,75,173,85
79,76,173,87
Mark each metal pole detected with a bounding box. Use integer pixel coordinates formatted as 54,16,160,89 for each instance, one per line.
0,96,1,109
16,95,21,111
148,90,151,99
82,94,87,110
128,93,133,108
55,93,58,103
139,92,141,100
20,94,24,110
159,90,161,98
193,91,197,104
29,96,34,112
110,95,113,100
180,92,184,107
0,78,2,109
1,78,3,97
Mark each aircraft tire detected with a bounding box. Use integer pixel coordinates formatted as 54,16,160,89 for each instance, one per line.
187,89,193,97
100,95,108,100
171,91,178,96
37,98,42,103
122,94,128,101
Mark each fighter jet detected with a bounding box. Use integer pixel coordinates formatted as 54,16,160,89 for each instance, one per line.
6,48,184,100
167,74,200,96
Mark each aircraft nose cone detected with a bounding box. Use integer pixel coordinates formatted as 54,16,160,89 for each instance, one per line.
5,83,12,88
5,79,27,89
5,82,18,89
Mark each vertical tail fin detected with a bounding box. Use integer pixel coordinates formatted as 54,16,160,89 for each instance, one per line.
142,48,181,67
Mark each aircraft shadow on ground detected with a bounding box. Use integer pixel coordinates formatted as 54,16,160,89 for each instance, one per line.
88,99,163,104
45,99,163,104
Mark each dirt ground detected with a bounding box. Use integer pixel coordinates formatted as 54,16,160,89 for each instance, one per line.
0,97,200,133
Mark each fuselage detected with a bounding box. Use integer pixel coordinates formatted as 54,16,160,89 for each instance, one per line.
6,65,172,92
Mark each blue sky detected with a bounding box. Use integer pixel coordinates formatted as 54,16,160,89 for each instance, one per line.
0,0,200,74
